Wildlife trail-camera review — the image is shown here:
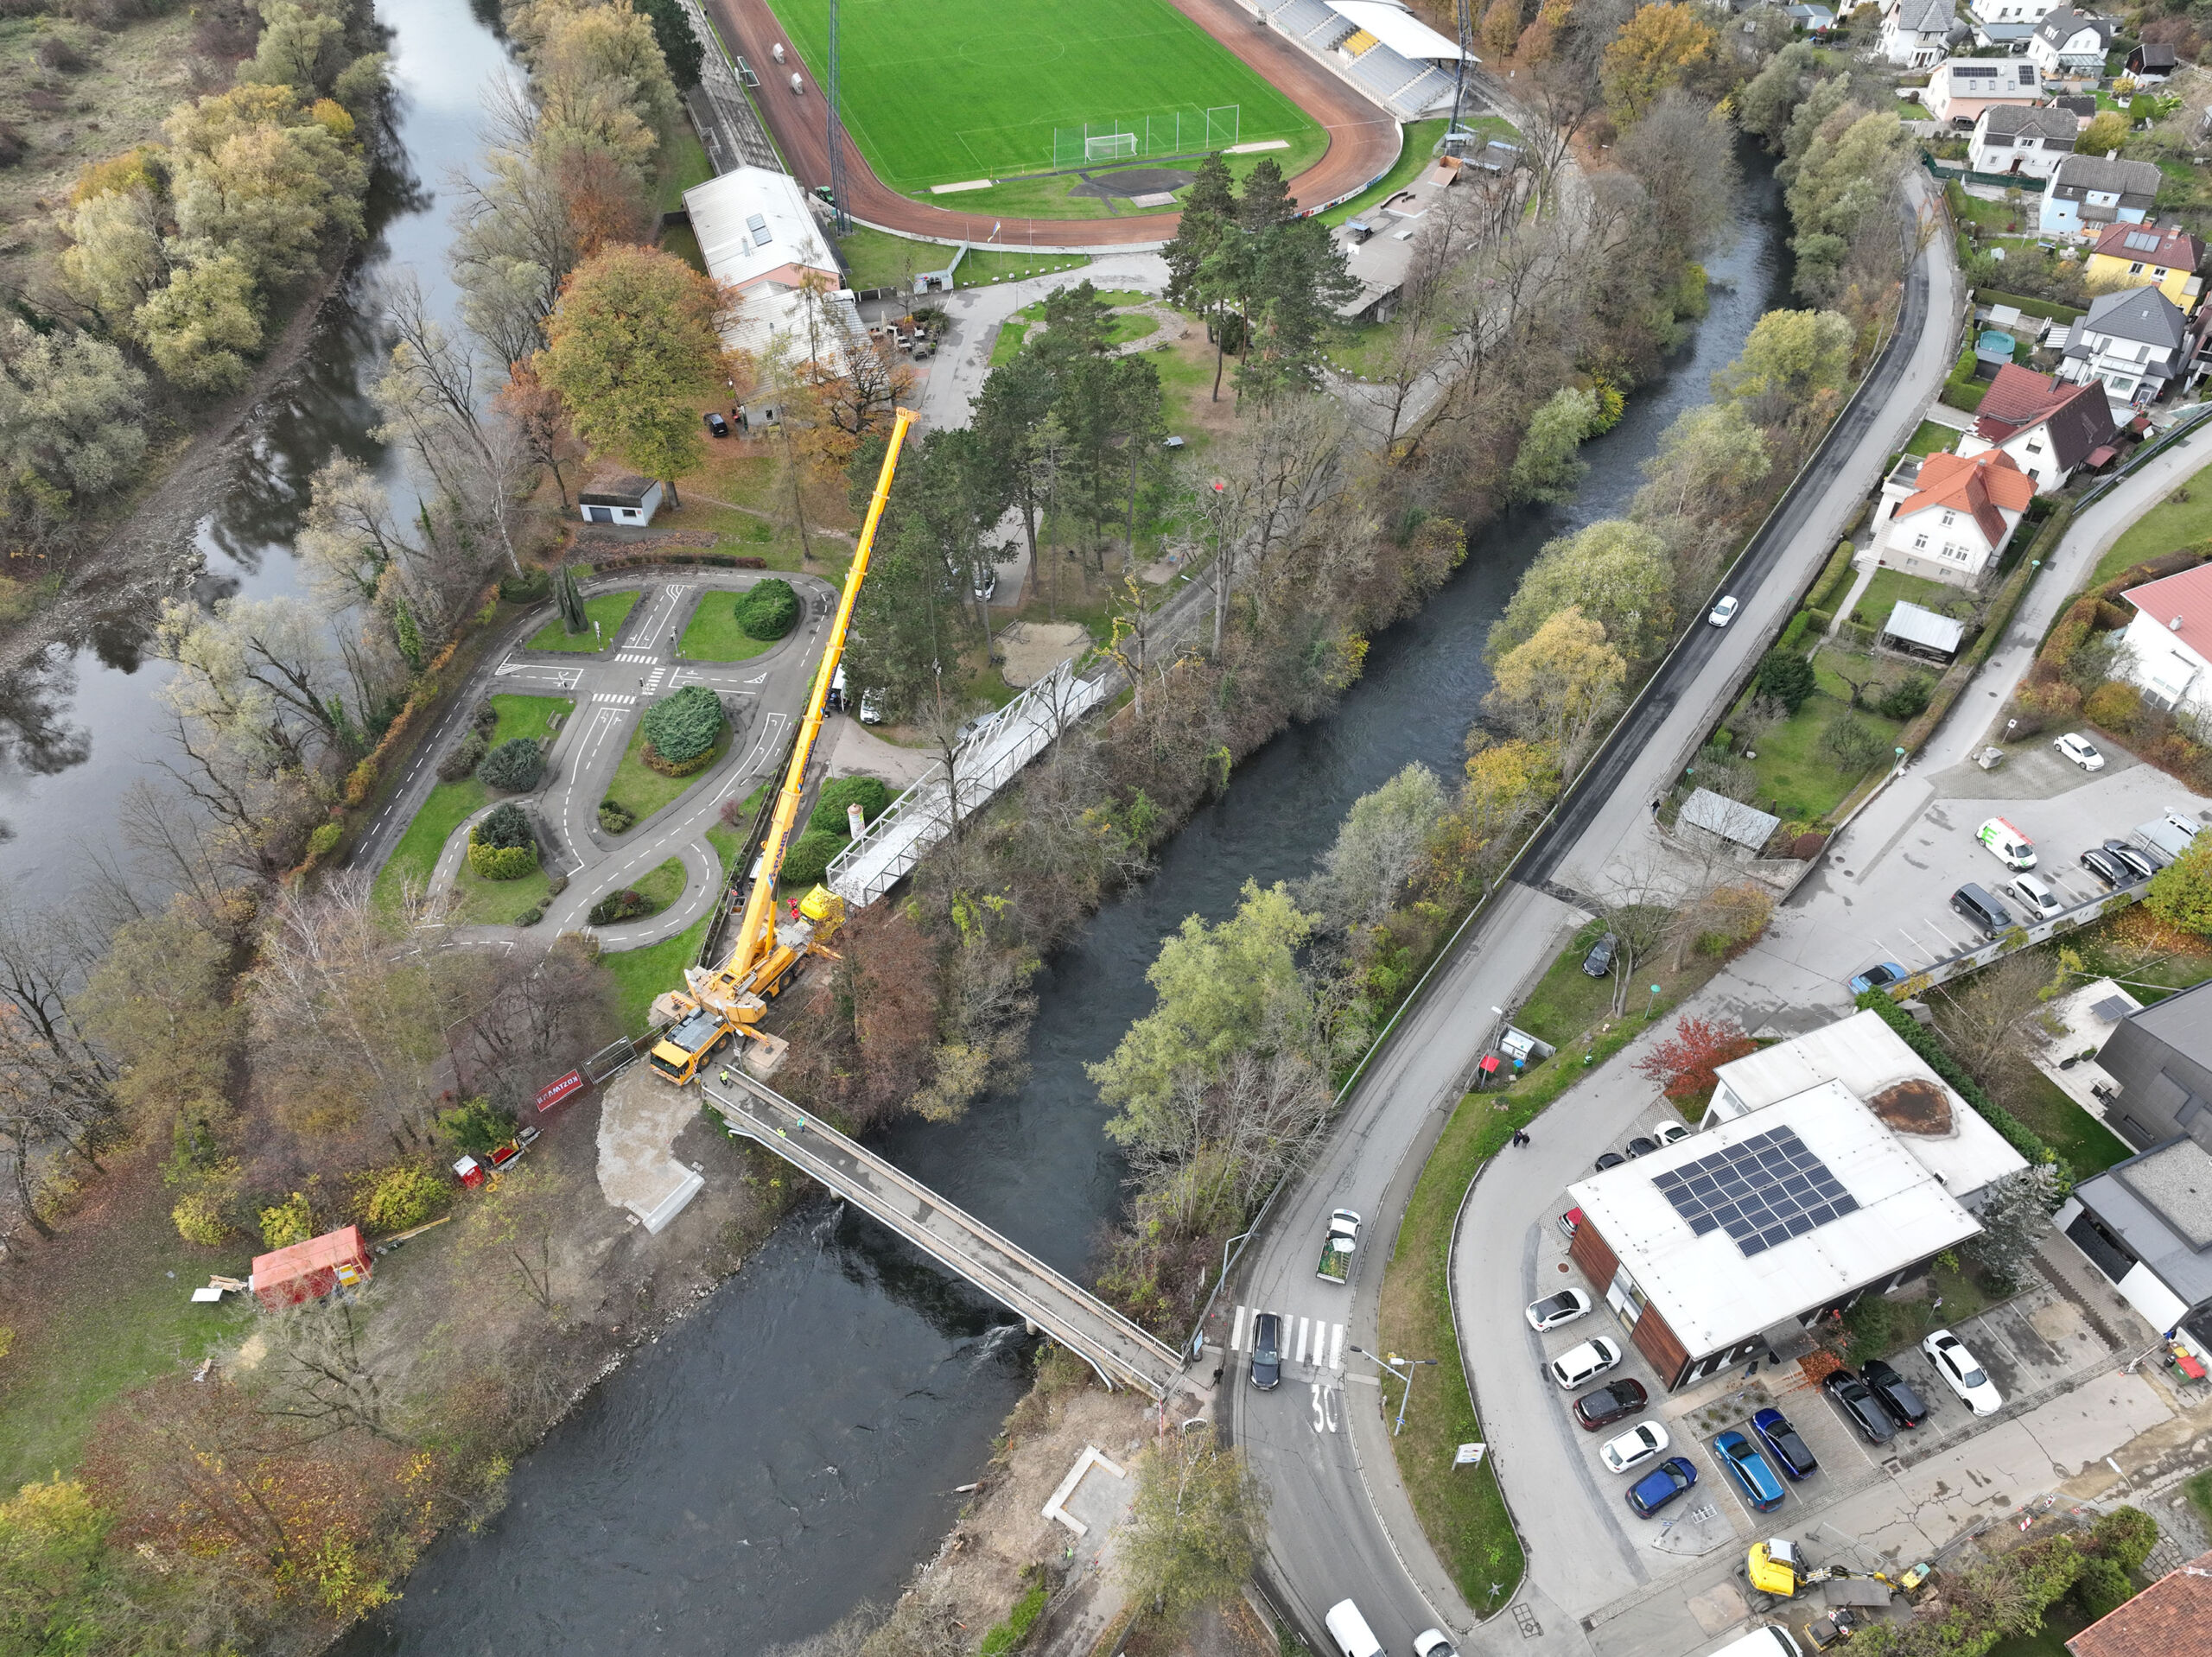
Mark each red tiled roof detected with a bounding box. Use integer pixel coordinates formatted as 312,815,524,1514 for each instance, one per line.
1896,449,2036,548
1972,368,2117,473
2066,1548,2212,1657
2089,221,2204,273
2122,562,2212,658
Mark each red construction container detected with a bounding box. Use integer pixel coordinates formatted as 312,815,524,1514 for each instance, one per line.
250,1225,372,1311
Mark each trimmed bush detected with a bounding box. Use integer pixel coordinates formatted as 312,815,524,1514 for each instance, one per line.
599,797,636,835
516,906,543,927
2082,681,2141,733
476,736,546,792
468,802,539,879
172,1191,233,1246
362,1166,445,1233
735,578,799,640
1876,673,1934,721
809,775,891,836
1777,613,1814,655
439,727,488,782
640,684,725,770
2074,1558,2133,1620
781,827,845,886
437,1095,517,1157
500,568,551,602
588,888,656,925
306,822,343,859
1758,651,1818,714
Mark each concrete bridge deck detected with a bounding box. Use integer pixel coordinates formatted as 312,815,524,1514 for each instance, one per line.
702,1074,1185,1399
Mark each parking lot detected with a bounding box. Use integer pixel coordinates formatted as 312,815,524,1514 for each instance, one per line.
1714,740,2212,1017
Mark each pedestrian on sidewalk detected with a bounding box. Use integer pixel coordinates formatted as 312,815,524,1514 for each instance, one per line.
1650,799,1660,816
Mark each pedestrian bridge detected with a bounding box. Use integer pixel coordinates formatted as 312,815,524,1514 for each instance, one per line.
702,1072,1185,1398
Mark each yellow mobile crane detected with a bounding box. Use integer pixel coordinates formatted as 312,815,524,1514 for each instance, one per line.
645,408,915,1086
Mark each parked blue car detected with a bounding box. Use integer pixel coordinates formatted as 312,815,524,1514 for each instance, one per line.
1751,1407,1818,1480
1626,1457,1698,1518
1848,962,1906,995
1716,1430,1786,1513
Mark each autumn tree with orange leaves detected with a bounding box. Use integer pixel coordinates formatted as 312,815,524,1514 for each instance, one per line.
1637,1013,1757,1102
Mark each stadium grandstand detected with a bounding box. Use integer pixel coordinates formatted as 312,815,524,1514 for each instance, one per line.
1259,0,1464,119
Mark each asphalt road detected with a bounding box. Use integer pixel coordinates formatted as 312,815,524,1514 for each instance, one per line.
1220,186,1964,1657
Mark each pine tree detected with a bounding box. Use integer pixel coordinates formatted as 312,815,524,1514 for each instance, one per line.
1236,158,1296,231
393,598,424,670
1163,152,1236,308
558,563,588,633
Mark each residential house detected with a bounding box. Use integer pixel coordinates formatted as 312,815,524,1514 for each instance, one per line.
1564,1073,1993,1390
2051,92,2099,126
2025,9,2116,79
2039,151,2163,236
2056,283,2190,405
1955,363,2118,491
1965,0,2060,50
2115,561,2212,716
2083,221,2205,312
1881,0,1956,65
1783,3,1836,30
1925,57,2044,123
1967,103,2078,180
2056,1137,2212,1369
2093,978,2212,1150
2068,1547,2212,1657
577,473,664,527
683,163,860,369
1871,448,2034,586
2126,41,2179,80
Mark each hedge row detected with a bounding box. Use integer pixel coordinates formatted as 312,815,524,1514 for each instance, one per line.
1810,537,1859,613
589,553,769,572
1853,990,2060,1170
1973,287,2085,325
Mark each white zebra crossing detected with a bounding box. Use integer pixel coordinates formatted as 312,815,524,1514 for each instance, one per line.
614,651,657,664
1226,1305,1345,1371
592,692,639,707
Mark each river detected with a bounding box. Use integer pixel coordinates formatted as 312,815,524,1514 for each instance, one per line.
0,0,513,882
331,149,1796,1654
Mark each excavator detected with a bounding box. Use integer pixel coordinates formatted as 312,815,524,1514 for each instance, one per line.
1745,1540,1928,1608
645,407,915,1086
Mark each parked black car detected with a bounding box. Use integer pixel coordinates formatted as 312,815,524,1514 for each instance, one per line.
1822,1368,1897,1443
1594,1152,1626,1171
1582,932,1618,977
703,410,731,438
1859,1357,1929,1428
1623,1136,1659,1159
2102,840,2157,883
1573,1380,1648,1431
2080,847,2129,889
1249,1311,1281,1391
1751,1406,1818,1480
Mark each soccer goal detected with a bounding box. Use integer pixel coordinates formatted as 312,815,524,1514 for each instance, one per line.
1050,106,1241,169
1085,130,1139,163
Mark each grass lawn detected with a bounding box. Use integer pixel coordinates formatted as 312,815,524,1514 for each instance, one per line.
678,591,784,663
372,695,574,909
1107,310,1158,346
836,225,1089,291
2060,906,2212,1005
1904,419,1956,457
449,858,553,924
2004,1069,2132,1175
2094,459,2212,583
662,220,707,276
0,1166,256,1492
1897,101,1932,119
1516,918,1720,1051
1840,1256,1995,1362
604,914,709,1033
1743,680,1904,823
760,0,1321,193
2190,1468,2212,1528
608,721,732,826
1847,567,1979,627
528,589,642,652
657,128,714,214
956,244,1094,286
631,856,688,911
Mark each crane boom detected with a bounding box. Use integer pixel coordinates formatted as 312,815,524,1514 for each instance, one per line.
643,408,914,1088
728,405,914,977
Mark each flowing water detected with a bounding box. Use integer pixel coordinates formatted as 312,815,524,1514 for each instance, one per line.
0,0,513,882
334,149,1796,1653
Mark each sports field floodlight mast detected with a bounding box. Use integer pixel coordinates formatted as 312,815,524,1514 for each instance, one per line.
825,0,851,233
1449,0,1472,136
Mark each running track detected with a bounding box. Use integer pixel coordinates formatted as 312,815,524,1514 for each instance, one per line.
702,0,1403,249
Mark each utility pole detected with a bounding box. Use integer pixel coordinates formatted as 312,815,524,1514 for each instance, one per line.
825,0,851,233
1448,0,1472,143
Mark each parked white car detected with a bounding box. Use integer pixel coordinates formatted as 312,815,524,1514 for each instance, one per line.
1600,1420,1671,1473
1922,1328,2004,1415
2054,733,2105,771
1549,1336,1624,1389
1526,1288,1593,1332
1653,1121,1693,1146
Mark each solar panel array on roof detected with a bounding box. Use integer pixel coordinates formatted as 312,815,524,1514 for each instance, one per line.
2090,994,2134,1023
2123,230,2164,254
1651,1127,1858,1258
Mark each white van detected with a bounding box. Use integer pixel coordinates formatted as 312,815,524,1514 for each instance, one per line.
1709,1626,1803,1657
1977,816,2037,871
1325,1599,1385,1657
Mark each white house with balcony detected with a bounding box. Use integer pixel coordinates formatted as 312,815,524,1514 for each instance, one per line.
1967,0,2059,48
2116,562,2212,717
1924,58,2044,123
2025,9,2115,79
1968,104,2078,180
1881,0,1957,65
1871,448,2035,587
2056,283,2191,407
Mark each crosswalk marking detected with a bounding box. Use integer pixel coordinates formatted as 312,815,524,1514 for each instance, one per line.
1226,1305,1345,1371
592,693,638,707
615,651,656,663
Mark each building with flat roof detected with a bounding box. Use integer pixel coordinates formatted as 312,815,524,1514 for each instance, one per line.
2057,1137,2212,1365
1566,1082,1986,1389
683,164,861,370
1706,1009,2029,1209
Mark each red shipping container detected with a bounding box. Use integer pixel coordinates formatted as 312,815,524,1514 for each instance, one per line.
250,1225,372,1311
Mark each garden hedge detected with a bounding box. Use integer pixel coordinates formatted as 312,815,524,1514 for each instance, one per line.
467,803,539,879
640,685,725,770
1853,990,2060,1171
736,578,799,641
809,775,891,836
781,828,845,886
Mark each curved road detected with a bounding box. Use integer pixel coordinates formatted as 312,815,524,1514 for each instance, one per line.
702,0,1402,247
1217,181,1960,1657
348,568,841,953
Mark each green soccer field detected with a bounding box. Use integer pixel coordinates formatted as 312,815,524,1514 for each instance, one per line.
761,0,1327,192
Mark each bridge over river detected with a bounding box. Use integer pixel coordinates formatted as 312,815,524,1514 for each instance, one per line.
703,1074,1187,1398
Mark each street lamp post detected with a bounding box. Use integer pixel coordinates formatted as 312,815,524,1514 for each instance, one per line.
1349,1345,1436,1436
1645,982,1661,1019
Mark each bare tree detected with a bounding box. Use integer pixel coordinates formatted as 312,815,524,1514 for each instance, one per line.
1586,857,1686,1015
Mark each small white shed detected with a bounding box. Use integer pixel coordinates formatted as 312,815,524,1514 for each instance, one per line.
578,473,664,527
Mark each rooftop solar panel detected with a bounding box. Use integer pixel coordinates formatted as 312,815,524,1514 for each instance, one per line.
1653,1126,1857,1258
